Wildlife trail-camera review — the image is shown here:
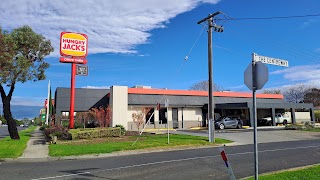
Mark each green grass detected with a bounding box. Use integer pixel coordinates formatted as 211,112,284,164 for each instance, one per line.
49,134,232,157
304,127,320,132
244,165,320,180
0,126,36,159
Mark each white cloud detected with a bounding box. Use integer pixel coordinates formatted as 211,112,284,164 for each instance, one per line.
266,64,320,91
1,0,220,57
81,86,110,89
271,64,320,82
300,19,319,29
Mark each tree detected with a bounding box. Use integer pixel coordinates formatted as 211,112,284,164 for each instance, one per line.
132,107,151,133
262,89,281,94
0,26,53,139
75,112,91,128
304,88,320,107
189,80,222,91
282,84,311,103
89,106,111,128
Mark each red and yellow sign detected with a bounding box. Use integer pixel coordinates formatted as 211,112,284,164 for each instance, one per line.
60,32,88,57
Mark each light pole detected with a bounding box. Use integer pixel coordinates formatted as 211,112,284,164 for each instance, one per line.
198,12,224,142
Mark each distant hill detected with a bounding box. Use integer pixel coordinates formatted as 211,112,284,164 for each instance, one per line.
0,105,43,120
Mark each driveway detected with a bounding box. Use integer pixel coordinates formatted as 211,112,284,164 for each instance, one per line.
174,129,320,145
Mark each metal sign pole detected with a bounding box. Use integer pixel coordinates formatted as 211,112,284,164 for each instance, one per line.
69,62,76,129
165,99,170,144
252,53,258,180
167,106,169,144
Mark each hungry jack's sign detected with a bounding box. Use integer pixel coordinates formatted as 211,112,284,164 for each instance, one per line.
60,32,88,57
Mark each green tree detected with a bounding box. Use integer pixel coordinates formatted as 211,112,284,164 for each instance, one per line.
0,26,53,139
0,116,7,124
33,116,42,126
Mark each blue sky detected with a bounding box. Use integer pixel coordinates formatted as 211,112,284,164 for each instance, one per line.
1,0,320,106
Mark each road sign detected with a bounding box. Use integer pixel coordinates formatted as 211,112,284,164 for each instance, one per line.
244,62,268,90
59,57,87,64
60,32,88,57
76,65,88,76
254,54,288,67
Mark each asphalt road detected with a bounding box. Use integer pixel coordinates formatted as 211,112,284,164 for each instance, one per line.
0,126,25,139
0,139,319,180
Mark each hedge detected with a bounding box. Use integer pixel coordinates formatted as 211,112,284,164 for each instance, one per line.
69,127,121,140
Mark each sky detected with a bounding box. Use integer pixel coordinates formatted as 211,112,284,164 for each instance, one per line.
1,0,320,107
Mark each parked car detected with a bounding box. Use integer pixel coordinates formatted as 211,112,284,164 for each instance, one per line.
261,113,291,126
214,116,243,130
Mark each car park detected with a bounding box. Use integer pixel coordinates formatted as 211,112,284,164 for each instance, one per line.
214,116,243,130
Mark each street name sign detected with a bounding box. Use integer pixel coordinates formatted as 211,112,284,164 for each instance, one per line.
254,54,288,67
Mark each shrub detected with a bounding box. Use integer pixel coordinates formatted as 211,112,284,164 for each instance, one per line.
285,124,303,130
44,125,71,140
70,127,121,140
114,124,126,135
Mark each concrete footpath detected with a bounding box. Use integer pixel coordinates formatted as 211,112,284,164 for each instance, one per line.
18,126,49,160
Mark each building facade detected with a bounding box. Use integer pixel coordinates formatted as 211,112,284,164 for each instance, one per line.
54,86,315,130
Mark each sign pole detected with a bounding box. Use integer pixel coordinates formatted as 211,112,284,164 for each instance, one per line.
167,105,169,144
60,32,88,129
165,99,170,144
69,62,76,129
252,53,258,180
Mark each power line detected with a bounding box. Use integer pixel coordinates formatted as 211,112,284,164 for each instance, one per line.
184,24,206,61
221,13,320,21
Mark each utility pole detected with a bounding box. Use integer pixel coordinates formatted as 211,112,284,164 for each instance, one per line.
198,11,224,143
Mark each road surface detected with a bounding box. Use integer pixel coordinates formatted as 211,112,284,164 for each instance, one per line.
0,139,319,180
0,126,26,139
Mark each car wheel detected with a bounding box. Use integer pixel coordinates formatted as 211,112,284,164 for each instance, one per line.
237,123,242,129
219,123,225,130
283,120,288,126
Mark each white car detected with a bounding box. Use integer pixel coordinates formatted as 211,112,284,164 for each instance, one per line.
262,113,291,126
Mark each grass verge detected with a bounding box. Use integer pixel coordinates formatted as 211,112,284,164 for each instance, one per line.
304,128,320,132
49,134,232,157
0,126,36,159
244,164,320,180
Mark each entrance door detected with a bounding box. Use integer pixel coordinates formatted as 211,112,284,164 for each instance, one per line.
172,108,179,129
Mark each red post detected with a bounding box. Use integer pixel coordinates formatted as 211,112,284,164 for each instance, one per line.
69,62,76,129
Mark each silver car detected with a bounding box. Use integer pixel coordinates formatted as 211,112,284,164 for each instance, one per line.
214,117,243,130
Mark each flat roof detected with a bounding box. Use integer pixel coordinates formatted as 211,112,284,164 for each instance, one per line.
128,88,283,99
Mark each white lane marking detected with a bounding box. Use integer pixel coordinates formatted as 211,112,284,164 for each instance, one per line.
32,144,320,180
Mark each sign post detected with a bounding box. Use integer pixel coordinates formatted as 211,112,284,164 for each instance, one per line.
244,53,288,180
60,32,88,129
165,99,169,144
